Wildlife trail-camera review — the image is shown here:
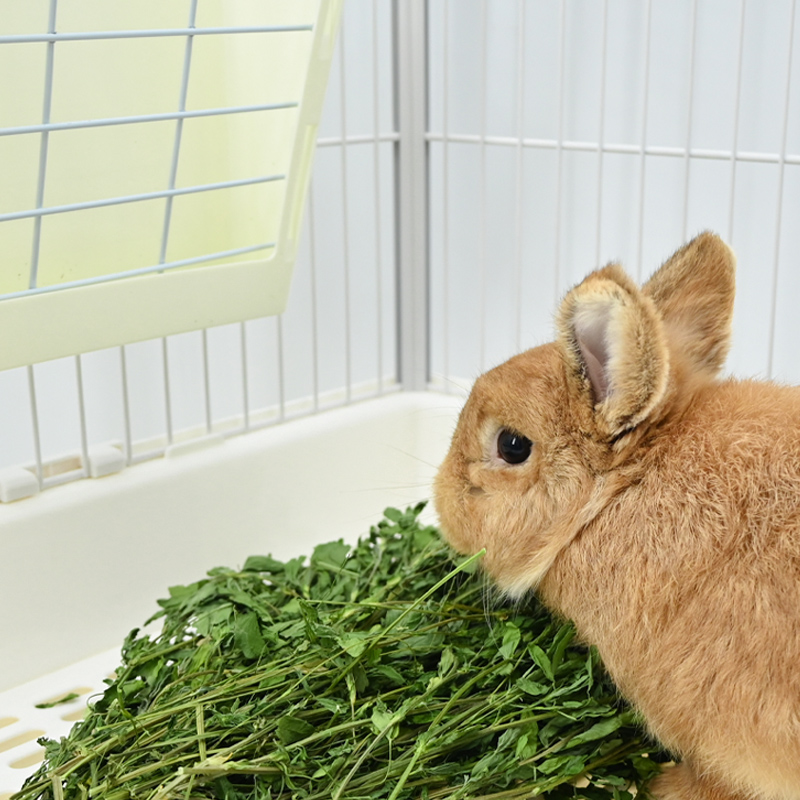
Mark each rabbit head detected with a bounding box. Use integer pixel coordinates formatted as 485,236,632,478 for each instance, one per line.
434,232,736,597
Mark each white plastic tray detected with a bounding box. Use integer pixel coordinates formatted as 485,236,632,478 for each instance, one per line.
0,391,464,798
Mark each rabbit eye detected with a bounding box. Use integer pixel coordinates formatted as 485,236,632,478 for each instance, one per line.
496,429,533,464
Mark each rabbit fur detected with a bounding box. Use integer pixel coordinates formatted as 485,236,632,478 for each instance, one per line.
433,232,800,800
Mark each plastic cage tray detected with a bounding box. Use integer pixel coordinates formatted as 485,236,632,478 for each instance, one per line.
0,392,463,798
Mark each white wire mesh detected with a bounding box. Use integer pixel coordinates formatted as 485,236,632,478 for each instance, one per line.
3,0,800,491
0,7,318,299
0,0,398,483
428,0,800,389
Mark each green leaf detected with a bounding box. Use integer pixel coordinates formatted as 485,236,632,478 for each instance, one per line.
413,525,439,550
283,556,306,585
336,631,370,658
471,750,505,777
631,754,663,782
499,623,521,659
538,754,585,776
317,698,345,716
370,703,399,740
437,646,457,677
233,611,265,659
158,579,215,612
529,643,555,681
549,624,576,674
497,728,520,750
401,631,446,651
569,713,633,747
516,677,550,696
195,603,233,637
515,730,538,759
374,665,405,685
310,540,351,570
383,507,403,522
277,716,315,745
242,554,285,573
225,587,263,611
411,500,428,515
352,663,369,694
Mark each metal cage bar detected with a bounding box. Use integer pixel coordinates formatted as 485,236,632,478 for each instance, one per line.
594,0,610,267
394,0,429,392
372,0,385,394
553,1,568,303
440,0,451,391
635,0,654,280
339,13,353,403
423,134,800,164
726,0,748,243
513,0,526,353
0,104,299,138
681,0,700,240
477,0,488,374
767,0,799,379
28,0,58,291
0,26,313,45
159,0,199,269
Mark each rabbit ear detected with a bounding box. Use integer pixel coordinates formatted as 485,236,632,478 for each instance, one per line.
558,264,670,439
643,231,736,376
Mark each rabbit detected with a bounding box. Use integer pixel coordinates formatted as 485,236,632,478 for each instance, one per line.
433,232,800,800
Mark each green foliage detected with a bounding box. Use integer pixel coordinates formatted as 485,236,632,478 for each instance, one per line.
16,502,663,800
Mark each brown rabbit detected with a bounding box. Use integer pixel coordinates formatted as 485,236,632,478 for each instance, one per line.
434,232,800,800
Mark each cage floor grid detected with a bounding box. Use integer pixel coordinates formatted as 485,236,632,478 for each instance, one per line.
0,649,121,799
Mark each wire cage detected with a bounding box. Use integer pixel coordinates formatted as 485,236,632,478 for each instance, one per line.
2,0,800,793
0,0,348,497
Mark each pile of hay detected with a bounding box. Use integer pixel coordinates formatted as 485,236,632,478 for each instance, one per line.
17,504,663,800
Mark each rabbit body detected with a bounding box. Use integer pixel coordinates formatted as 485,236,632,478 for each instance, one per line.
542,377,800,800
434,233,800,800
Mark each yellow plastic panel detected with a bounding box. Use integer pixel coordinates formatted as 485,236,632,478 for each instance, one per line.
49,38,186,122
0,135,39,213
195,0,320,30
0,0,343,370
188,31,313,109
44,124,176,206
0,258,294,371
0,221,35,295
165,182,284,265
175,109,297,187
0,0,49,36
36,202,166,287
56,0,186,33
0,43,46,128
